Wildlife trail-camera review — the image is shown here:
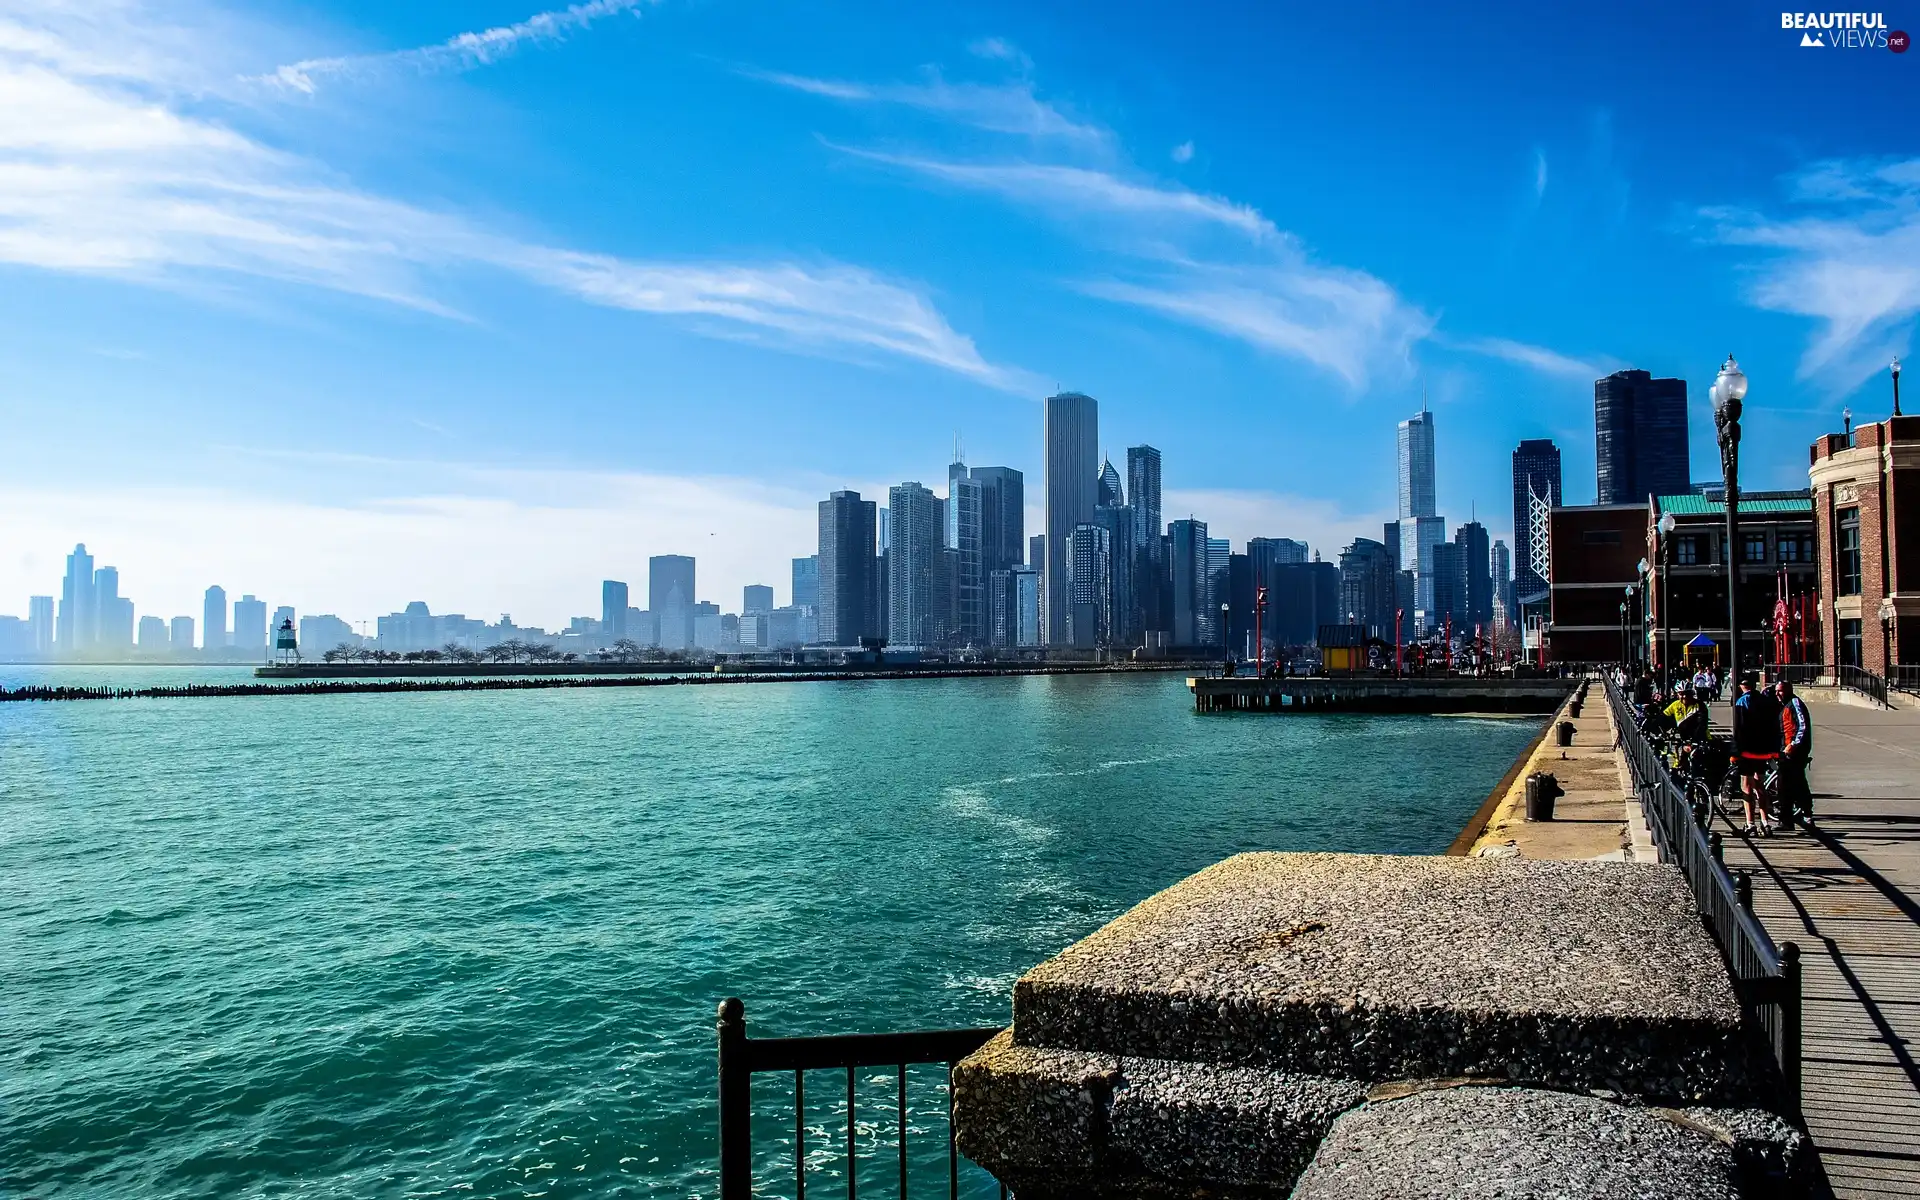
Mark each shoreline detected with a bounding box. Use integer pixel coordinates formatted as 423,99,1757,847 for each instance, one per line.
1444,711,1557,855
0,661,1201,703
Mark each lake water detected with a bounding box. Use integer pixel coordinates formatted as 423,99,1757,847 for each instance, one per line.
2,669,1539,1197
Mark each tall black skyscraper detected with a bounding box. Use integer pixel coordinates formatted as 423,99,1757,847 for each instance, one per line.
1452,521,1492,629
1594,370,1689,504
1044,392,1099,646
970,466,1025,577
1126,445,1164,635
817,490,877,645
1510,439,1563,609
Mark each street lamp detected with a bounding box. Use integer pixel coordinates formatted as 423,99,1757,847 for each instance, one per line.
1895,355,1904,417
1657,511,1676,690
1712,354,1749,676
1619,600,1629,670
1628,578,1643,672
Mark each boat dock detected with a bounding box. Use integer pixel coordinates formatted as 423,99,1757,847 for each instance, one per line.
1189,675,1575,714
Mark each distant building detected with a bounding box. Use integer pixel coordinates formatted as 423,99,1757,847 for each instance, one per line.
168,615,194,653
971,466,1025,577
692,606,732,652
1428,542,1462,630
1338,538,1396,636
1269,560,1340,647
1595,370,1690,505
627,607,657,646
94,566,133,650
888,482,939,648
1492,539,1513,616
818,490,878,645
58,544,95,651
1029,534,1045,576
137,614,168,649
947,461,984,645
1397,406,1445,628
1044,392,1099,645
0,616,29,658
1511,439,1563,615
1015,567,1042,648
30,595,54,654
232,595,267,655
791,556,819,611
650,556,696,651
1205,538,1231,646
1097,459,1123,508
1127,445,1164,638
1067,522,1112,648
300,614,357,653
1168,519,1208,647
203,585,228,652
1095,492,1135,646
602,580,629,639
1453,521,1493,629
742,584,774,615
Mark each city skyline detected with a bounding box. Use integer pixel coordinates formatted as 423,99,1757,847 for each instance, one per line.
3,1,1911,633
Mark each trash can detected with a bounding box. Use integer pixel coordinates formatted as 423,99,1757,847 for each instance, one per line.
1568,699,1583,719
1525,772,1563,821
1556,720,1575,747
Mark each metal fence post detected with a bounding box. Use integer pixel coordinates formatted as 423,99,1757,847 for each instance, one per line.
1735,870,1753,916
1780,942,1803,1114
718,998,752,1200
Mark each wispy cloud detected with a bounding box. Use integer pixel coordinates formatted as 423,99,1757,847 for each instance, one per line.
1702,156,1920,393
747,67,1102,141
1532,148,1548,200
832,146,1275,239
256,0,652,93
1083,260,1433,390
1171,140,1194,165
0,1,1020,387
1447,335,1610,380
967,37,1031,70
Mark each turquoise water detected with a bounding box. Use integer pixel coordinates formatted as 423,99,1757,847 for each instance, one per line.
2,671,1538,1197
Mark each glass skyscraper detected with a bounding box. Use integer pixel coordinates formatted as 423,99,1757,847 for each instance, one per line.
1044,392,1098,646
1594,370,1689,505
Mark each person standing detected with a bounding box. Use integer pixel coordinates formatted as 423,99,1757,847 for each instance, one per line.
1776,680,1813,828
1732,674,1783,836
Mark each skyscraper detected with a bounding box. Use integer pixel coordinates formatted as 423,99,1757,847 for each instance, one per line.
743,585,774,615
1510,439,1563,610
1338,538,1397,637
169,614,194,652
970,466,1025,577
93,565,131,650
817,490,877,646
1126,445,1164,636
233,594,267,655
1205,537,1231,646
58,544,95,651
202,585,228,653
1097,459,1123,508
1594,370,1690,505
650,556,696,650
1094,499,1135,646
1396,406,1445,629
1453,521,1492,628
138,615,168,649
946,461,983,645
1168,518,1208,647
1428,542,1462,628
1067,523,1112,648
1044,392,1098,645
792,556,819,610
888,482,939,648
1247,537,1309,586
29,595,54,654
1491,539,1513,615
602,580,629,639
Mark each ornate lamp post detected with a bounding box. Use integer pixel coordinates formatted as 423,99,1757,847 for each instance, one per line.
1893,356,1903,417
1625,582,1639,671
1619,600,1629,670
1712,355,1749,676
1657,511,1676,689
1220,602,1231,675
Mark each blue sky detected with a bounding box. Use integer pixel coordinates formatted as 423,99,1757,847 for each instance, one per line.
1,0,1915,627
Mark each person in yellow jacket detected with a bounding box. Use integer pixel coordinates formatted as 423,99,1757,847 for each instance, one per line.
1663,682,1707,743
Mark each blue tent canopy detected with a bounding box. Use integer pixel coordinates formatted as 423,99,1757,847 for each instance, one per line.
1685,633,1718,649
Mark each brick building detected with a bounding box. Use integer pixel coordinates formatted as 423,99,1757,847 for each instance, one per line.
1546,503,1646,663
1808,416,1920,674
1643,491,1818,674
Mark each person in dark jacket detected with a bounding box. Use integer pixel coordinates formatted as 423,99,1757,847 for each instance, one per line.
1731,674,1782,836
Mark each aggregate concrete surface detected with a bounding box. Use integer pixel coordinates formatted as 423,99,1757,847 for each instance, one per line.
1012,852,1758,1103
1289,1086,1749,1199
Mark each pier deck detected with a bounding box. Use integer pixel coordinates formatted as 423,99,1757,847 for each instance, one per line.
1189,674,1573,714
1716,693,1920,1199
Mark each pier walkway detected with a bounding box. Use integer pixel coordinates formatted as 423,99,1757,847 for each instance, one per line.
1716,694,1920,1199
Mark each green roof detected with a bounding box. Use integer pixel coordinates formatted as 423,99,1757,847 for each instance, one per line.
1656,494,1813,516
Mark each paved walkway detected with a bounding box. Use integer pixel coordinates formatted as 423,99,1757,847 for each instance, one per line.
1714,692,1920,1199
1467,687,1652,862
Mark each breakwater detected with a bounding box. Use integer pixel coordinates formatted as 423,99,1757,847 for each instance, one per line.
1,662,1193,702
1191,674,1574,713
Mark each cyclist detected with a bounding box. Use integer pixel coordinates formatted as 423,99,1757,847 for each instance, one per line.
1663,682,1707,744
1731,674,1782,836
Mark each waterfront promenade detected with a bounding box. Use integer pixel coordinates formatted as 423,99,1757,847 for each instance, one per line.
1717,693,1920,1199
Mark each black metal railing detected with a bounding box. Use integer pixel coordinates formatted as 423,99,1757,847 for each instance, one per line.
717,999,1005,1200
1895,664,1920,695
1764,662,1822,686
1604,680,1801,1110
1838,664,1890,708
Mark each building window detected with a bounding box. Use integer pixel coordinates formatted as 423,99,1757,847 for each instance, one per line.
1676,536,1699,565
1837,508,1862,596
1582,529,1621,546
1840,618,1863,669
1778,534,1810,563
1743,533,1768,563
